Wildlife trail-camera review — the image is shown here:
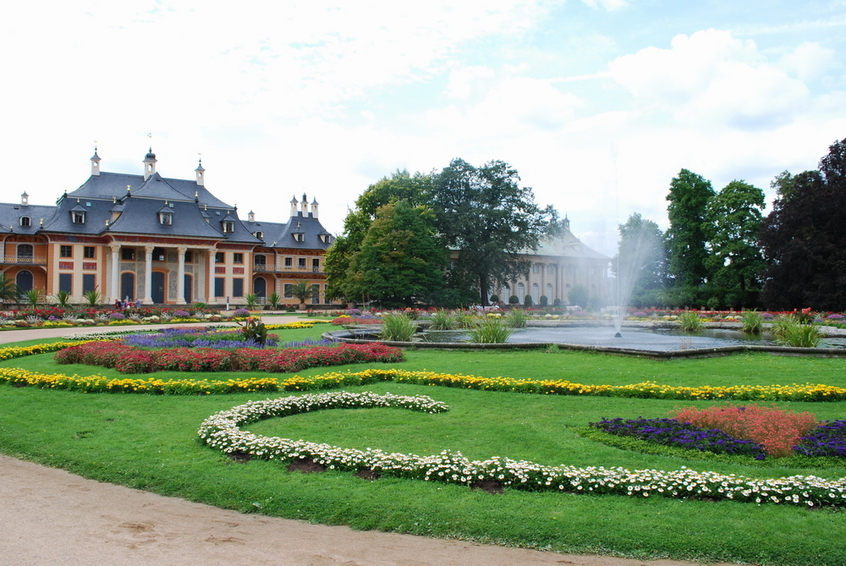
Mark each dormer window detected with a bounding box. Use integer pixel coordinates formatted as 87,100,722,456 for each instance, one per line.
222,220,235,233
72,211,86,224
293,233,304,242
159,211,173,225
255,231,263,240
19,217,31,227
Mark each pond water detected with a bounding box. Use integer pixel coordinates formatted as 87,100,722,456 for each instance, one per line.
420,326,846,352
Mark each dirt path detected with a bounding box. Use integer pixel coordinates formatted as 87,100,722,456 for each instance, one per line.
0,321,736,566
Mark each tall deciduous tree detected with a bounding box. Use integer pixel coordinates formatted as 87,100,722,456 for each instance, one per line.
760,138,846,311
345,201,447,307
703,180,766,304
430,158,558,306
324,171,435,303
613,213,667,308
665,169,715,289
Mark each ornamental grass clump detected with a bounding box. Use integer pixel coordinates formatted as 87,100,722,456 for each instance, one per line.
380,313,417,341
740,311,764,334
468,318,512,343
771,317,822,348
677,311,703,332
428,309,457,330
672,404,819,457
505,308,528,328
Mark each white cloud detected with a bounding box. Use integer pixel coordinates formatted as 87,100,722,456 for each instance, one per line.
608,29,811,130
779,42,836,81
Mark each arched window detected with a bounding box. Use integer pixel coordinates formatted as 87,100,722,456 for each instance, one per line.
546,283,553,301
532,283,539,304
517,283,525,301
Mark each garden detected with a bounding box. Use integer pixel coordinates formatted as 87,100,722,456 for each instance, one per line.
1,320,846,565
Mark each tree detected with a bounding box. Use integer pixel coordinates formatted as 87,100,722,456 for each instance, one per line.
430,159,558,306
290,281,312,306
568,284,589,308
0,273,19,304
612,213,667,308
345,201,447,307
324,171,435,303
703,180,766,306
665,169,715,289
759,138,846,310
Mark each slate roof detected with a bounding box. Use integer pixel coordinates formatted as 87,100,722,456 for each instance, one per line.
106,196,230,239
70,171,231,208
530,226,609,261
0,154,334,250
260,211,333,251
0,202,56,236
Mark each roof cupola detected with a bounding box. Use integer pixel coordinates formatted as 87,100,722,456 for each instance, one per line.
90,147,101,176
195,158,205,186
143,148,157,180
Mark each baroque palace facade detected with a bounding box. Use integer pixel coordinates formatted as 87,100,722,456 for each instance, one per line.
0,149,335,307
492,218,610,307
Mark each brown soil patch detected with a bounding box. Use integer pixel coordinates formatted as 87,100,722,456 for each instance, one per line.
286,457,327,473
354,467,381,481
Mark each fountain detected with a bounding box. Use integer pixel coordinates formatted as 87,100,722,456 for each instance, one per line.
607,214,662,338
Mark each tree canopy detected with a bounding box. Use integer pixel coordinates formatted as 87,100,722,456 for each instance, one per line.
760,138,846,311
613,213,667,308
703,180,766,306
324,171,443,305
326,159,559,307
429,158,558,305
665,169,714,289
345,201,447,307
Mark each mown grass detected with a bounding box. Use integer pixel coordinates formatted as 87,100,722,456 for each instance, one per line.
1,326,846,565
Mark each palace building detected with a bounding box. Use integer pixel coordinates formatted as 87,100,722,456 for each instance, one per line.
489,217,610,307
0,149,335,307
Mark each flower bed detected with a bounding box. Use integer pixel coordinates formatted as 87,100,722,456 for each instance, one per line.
197,391,846,508
672,405,818,457
123,327,280,349
590,405,846,461
590,417,767,460
54,341,404,374
3,363,846,407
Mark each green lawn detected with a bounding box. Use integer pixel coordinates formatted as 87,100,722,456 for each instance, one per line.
1,326,845,565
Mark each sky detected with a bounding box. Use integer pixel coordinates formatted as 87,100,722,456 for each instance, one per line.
1,0,844,256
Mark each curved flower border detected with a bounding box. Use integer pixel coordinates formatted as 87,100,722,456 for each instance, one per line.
3,356,846,402
198,391,846,508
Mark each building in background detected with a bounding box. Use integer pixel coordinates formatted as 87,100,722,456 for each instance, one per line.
0,149,335,307
491,217,610,307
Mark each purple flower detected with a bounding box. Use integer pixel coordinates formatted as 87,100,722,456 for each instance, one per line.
589,417,767,460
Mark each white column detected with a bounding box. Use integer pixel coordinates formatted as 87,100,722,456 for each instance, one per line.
177,246,186,305
144,245,154,304
109,244,120,302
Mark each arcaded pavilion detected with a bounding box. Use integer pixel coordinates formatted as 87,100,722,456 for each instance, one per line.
0,149,335,307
